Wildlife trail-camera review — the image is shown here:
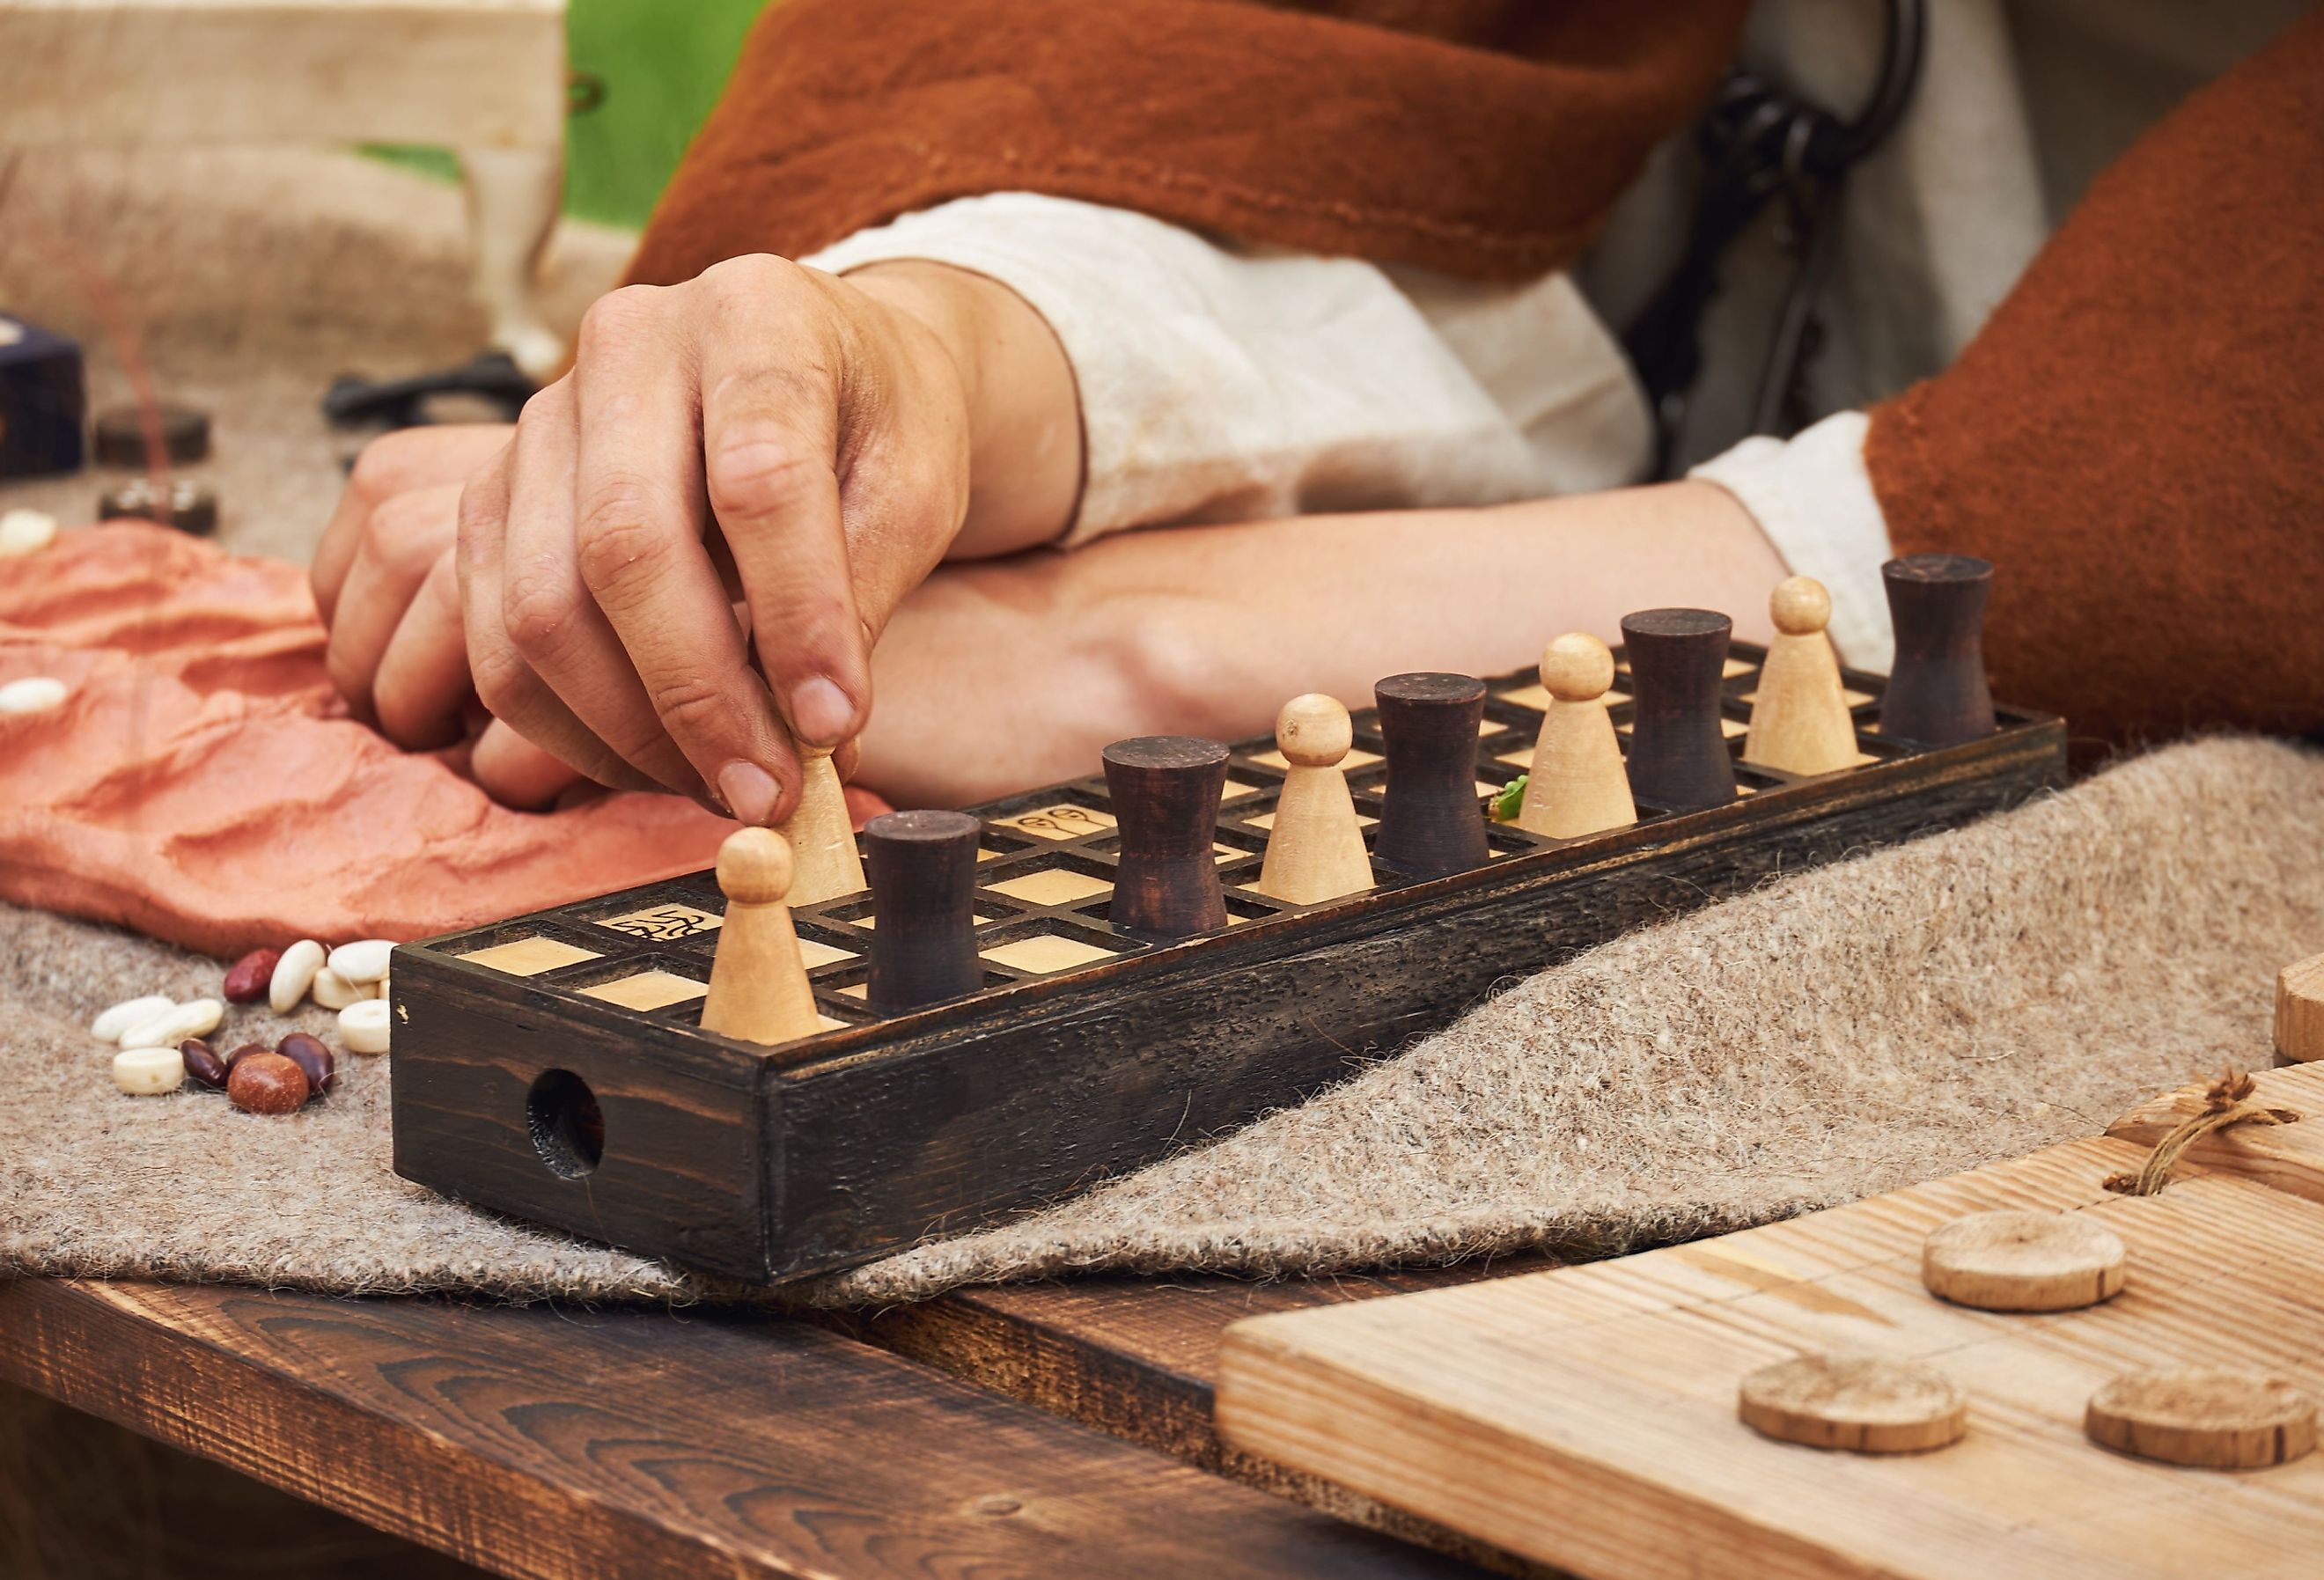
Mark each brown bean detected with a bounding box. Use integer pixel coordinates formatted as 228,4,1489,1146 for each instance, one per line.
179,1037,229,1090
224,1041,271,1069
276,1032,335,1097
222,947,283,1004
227,1051,309,1115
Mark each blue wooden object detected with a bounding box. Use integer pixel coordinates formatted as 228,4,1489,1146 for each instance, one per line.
0,314,86,479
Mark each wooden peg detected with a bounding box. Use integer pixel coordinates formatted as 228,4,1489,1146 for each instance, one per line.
779,747,866,906
864,810,984,1015
1737,1353,1967,1454
1105,736,1231,939
700,828,825,1046
2086,1370,2318,1468
1516,634,1636,839
1254,694,1376,905
1373,672,1490,878
1879,554,1997,746
2275,953,2324,1064
1921,1209,2127,1312
1620,608,1738,812
1743,577,1860,776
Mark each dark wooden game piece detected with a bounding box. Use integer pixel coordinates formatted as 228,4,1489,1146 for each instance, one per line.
1879,554,1997,746
99,478,219,536
93,401,211,467
1104,736,1231,940
0,315,85,478
1372,672,1490,878
1620,608,1739,812
864,810,984,1014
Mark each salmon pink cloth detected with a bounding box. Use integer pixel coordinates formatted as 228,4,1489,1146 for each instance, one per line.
0,523,741,958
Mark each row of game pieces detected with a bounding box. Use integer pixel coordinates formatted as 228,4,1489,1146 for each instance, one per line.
697,555,1997,1047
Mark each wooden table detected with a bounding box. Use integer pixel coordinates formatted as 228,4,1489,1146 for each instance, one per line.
0,1260,1550,1578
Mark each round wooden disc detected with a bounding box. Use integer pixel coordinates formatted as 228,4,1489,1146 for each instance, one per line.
1738,1353,1967,1454
1921,1209,2128,1312
2085,1369,2318,1469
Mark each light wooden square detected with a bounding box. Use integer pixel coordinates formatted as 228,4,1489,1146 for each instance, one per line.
595,901,722,942
1617,716,1747,739
990,804,1116,841
1737,686,1875,709
1248,746,1383,772
796,938,857,970
578,970,708,1011
458,937,601,976
987,868,1114,907
1242,808,1377,832
1495,682,1630,711
982,934,1119,974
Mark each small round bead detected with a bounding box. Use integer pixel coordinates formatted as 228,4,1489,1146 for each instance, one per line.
327,938,393,985
1769,575,1833,636
228,1052,310,1115
113,1046,185,1095
0,507,60,557
310,966,365,1010
338,998,392,1055
1539,633,1615,703
1275,694,1353,769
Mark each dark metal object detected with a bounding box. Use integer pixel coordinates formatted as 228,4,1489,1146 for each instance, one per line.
99,477,217,536
864,810,985,1014
1621,609,1740,812
322,350,536,432
1373,672,1490,878
1105,736,1232,939
1623,0,1927,473
1879,554,1997,746
93,402,210,467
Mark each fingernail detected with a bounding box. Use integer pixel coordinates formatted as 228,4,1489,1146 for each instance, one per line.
789,677,856,748
717,761,778,827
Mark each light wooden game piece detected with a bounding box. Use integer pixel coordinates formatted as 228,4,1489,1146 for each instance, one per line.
1742,577,1860,776
777,747,866,906
1254,695,1375,904
2276,952,2324,1064
1737,1352,1967,1454
1921,1209,2127,1312
864,810,983,1014
1879,554,1997,746
2085,1369,2318,1469
1516,635,1636,839
700,828,824,1046
1621,609,1739,812
1373,672,1490,878
1105,736,1231,939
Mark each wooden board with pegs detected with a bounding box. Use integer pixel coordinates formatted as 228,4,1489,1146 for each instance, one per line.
1214,1063,2324,1580
389,640,2065,1285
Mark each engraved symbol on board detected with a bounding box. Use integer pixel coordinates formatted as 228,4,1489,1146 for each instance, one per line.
993,804,1118,841
598,903,724,941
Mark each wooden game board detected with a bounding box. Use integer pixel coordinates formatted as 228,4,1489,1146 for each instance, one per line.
1215,1063,2324,1580
390,643,2065,1284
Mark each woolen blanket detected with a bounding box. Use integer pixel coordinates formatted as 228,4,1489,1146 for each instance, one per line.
5,735,2316,1307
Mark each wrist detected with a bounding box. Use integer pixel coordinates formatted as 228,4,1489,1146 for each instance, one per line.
846,260,1084,556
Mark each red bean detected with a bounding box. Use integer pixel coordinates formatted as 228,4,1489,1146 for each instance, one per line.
222,947,283,1003
224,1041,271,1069
179,1038,229,1090
227,1052,309,1115
276,1032,335,1097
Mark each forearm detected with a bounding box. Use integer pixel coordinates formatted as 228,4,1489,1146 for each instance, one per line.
857,480,1785,805
844,260,1082,559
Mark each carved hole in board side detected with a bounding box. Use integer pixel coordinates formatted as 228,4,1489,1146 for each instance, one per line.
527,1069,604,1179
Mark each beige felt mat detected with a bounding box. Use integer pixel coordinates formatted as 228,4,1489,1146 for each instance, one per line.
4,735,2319,1307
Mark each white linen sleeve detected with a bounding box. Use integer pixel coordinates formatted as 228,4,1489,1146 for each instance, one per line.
803,191,1648,548
1688,412,1896,672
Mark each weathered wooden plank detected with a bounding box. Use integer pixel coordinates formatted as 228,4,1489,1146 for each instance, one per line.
0,1280,1482,1580
1214,1071,2324,1580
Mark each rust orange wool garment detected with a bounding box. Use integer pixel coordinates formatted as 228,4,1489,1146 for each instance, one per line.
1866,7,2324,761
629,0,1749,287
0,525,739,957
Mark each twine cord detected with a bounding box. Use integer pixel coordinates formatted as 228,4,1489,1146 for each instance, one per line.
2105,1068,2301,1196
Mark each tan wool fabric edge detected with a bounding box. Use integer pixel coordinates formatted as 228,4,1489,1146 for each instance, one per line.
4,736,2320,1309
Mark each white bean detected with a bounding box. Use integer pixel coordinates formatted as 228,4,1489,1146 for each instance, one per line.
310,966,364,1010
269,938,325,1013
92,993,175,1043
0,508,57,557
119,998,223,1051
327,938,393,985
0,677,68,716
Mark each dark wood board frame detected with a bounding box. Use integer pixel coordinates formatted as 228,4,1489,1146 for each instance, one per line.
391,645,2066,1284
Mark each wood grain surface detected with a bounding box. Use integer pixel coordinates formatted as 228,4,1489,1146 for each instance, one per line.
0,1279,1481,1580
1216,1065,2324,1580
